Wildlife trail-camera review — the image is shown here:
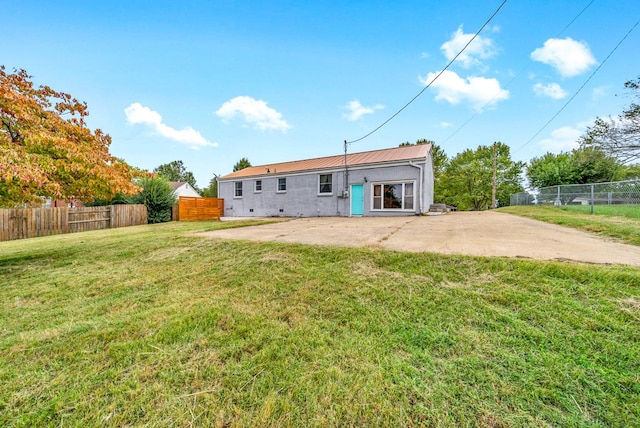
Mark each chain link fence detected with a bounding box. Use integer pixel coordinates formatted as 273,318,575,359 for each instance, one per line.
510,179,640,213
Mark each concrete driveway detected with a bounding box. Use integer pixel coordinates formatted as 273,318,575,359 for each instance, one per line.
199,211,640,267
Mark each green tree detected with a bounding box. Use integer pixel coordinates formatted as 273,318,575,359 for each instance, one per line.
439,142,524,210
430,143,448,201
580,76,640,163
200,174,219,198
618,163,640,180
233,157,252,172
128,176,177,223
571,146,620,183
153,160,198,191
527,147,620,189
84,192,128,207
430,144,448,176
399,138,433,147
526,152,577,189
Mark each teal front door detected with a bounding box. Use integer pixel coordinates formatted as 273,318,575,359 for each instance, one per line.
350,184,364,216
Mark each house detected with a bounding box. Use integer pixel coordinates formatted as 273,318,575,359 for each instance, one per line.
169,182,201,198
39,197,85,208
218,144,434,217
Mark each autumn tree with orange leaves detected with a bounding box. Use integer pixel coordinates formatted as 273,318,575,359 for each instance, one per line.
0,66,139,206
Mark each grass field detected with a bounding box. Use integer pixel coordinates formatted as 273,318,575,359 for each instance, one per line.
1,220,640,427
556,204,640,219
499,205,640,246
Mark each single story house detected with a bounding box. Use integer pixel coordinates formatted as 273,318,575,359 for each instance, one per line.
218,144,434,217
169,182,201,198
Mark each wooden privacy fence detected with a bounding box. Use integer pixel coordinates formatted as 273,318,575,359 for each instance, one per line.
0,204,148,242
175,197,223,221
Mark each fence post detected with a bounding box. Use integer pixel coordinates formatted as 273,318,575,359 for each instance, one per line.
110,205,115,228
590,184,595,215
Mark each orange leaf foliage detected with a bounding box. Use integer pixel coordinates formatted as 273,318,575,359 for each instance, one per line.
0,66,139,206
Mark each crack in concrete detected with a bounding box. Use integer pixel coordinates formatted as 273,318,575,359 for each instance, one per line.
378,217,418,243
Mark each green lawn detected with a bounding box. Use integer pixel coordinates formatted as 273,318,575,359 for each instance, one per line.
1,221,639,427
499,205,640,246
555,204,640,219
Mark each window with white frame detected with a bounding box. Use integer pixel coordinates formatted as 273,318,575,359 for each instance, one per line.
372,182,414,210
277,177,286,192
318,174,332,194
234,181,243,197
255,180,262,192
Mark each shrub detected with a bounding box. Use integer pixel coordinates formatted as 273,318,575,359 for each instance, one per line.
129,177,176,223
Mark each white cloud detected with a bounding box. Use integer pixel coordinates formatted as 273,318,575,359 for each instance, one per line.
440,121,453,128
538,125,583,152
533,82,567,99
531,38,596,77
215,96,290,132
420,70,509,111
342,100,384,121
591,86,609,99
441,25,498,69
124,103,217,149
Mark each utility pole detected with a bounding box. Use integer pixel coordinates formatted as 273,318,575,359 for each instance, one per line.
344,140,349,195
492,142,497,209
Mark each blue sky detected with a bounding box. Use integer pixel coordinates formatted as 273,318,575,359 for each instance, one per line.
3,0,639,188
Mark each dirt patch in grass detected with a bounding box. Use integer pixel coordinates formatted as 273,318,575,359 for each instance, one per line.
619,297,640,315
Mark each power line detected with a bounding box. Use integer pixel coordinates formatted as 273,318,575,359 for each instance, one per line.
441,0,596,145
344,0,508,145
556,0,596,36
515,16,640,153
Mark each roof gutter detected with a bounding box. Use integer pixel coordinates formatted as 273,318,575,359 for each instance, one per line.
409,161,423,215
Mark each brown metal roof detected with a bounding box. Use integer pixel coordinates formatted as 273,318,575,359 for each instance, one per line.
220,144,431,180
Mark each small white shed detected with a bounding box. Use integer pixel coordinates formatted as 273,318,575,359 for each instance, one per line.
169,182,201,198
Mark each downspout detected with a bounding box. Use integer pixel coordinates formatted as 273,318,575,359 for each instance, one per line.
409,161,423,215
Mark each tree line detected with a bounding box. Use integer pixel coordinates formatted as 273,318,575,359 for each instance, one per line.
425,140,638,211
2,66,638,213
